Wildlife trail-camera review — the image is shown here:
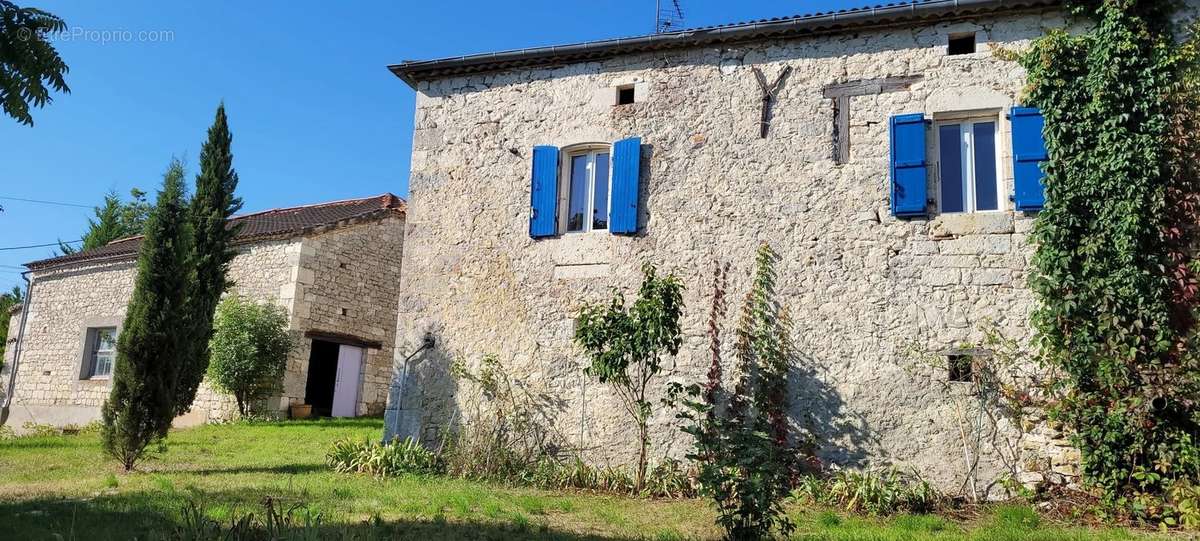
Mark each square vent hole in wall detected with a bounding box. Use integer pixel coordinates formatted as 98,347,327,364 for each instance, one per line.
948,33,977,55
947,354,973,382
946,348,990,383
616,85,635,105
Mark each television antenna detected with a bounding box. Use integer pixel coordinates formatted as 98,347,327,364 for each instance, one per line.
655,0,684,33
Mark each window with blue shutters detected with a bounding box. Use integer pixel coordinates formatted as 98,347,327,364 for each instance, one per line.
530,139,641,237
1010,107,1047,211
890,113,929,217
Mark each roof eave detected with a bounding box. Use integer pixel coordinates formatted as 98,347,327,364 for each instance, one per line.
388,0,1061,89
25,198,406,273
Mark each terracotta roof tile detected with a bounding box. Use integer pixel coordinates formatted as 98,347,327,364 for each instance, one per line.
26,193,404,271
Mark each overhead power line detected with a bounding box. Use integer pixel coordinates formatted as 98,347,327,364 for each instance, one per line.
0,240,80,251
0,196,92,209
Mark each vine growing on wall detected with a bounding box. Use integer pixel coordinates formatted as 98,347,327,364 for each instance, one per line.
1022,0,1200,517
666,245,800,540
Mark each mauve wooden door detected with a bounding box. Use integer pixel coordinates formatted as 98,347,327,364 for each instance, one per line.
331,345,363,418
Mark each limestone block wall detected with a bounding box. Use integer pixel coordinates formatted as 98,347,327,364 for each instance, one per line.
190,239,303,421
393,7,1065,490
9,261,138,414
6,239,300,427
286,216,406,415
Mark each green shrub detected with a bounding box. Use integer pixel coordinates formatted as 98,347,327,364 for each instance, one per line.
667,246,798,540
444,354,551,483
205,295,292,416
795,467,941,516
443,353,697,498
326,437,439,477
575,262,684,492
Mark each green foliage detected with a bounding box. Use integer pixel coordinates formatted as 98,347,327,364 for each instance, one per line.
444,354,695,498
326,437,440,477
100,159,192,471
205,295,291,416
518,456,696,498
0,1,69,126
575,262,684,492
0,284,23,364
667,245,797,540
174,497,331,541
1021,0,1200,516
329,432,695,498
794,468,941,516
445,354,557,482
731,244,792,455
175,103,243,417
60,189,152,254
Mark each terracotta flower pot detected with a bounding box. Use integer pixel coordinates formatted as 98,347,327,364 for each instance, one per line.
290,404,313,419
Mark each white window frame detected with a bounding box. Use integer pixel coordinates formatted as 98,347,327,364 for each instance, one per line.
558,144,613,234
87,327,117,379
935,115,1004,214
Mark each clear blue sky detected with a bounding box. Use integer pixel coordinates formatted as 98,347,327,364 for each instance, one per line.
0,0,876,289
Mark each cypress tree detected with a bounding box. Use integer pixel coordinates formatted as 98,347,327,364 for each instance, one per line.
101,159,190,471
58,189,150,255
174,104,242,416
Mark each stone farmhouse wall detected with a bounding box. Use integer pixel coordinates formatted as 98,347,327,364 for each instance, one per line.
392,7,1073,491
285,216,406,416
2,216,403,429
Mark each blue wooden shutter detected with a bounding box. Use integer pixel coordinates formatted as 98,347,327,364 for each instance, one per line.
610,137,641,234
890,113,928,217
1010,107,1047,211
529,146,559,238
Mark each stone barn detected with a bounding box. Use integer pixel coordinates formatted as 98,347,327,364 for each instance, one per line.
380,0,1106,492
2,193,405,430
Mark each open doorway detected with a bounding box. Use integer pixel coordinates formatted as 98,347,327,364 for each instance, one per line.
304,339,365,418
305,340,339,417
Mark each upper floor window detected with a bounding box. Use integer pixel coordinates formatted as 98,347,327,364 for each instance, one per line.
85,327,117,379
888,108,1047,218
563,146,611,233
937,118,1000,213
529,137,642,238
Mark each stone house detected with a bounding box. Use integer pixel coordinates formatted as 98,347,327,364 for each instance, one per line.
381,0,1091,492
2,194,405,430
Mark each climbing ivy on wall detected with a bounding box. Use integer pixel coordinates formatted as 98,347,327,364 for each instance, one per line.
1022,0,1200,513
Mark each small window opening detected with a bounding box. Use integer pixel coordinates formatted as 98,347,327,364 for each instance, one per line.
338,262,348,269
341,308,349,316
947,354,973,383
616,86,635,105
948,34,976,55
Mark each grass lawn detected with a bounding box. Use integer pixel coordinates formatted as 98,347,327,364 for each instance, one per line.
0,418,1169,540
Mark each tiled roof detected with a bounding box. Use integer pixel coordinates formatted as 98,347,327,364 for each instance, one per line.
388,0,1060,87
26,193,405,271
